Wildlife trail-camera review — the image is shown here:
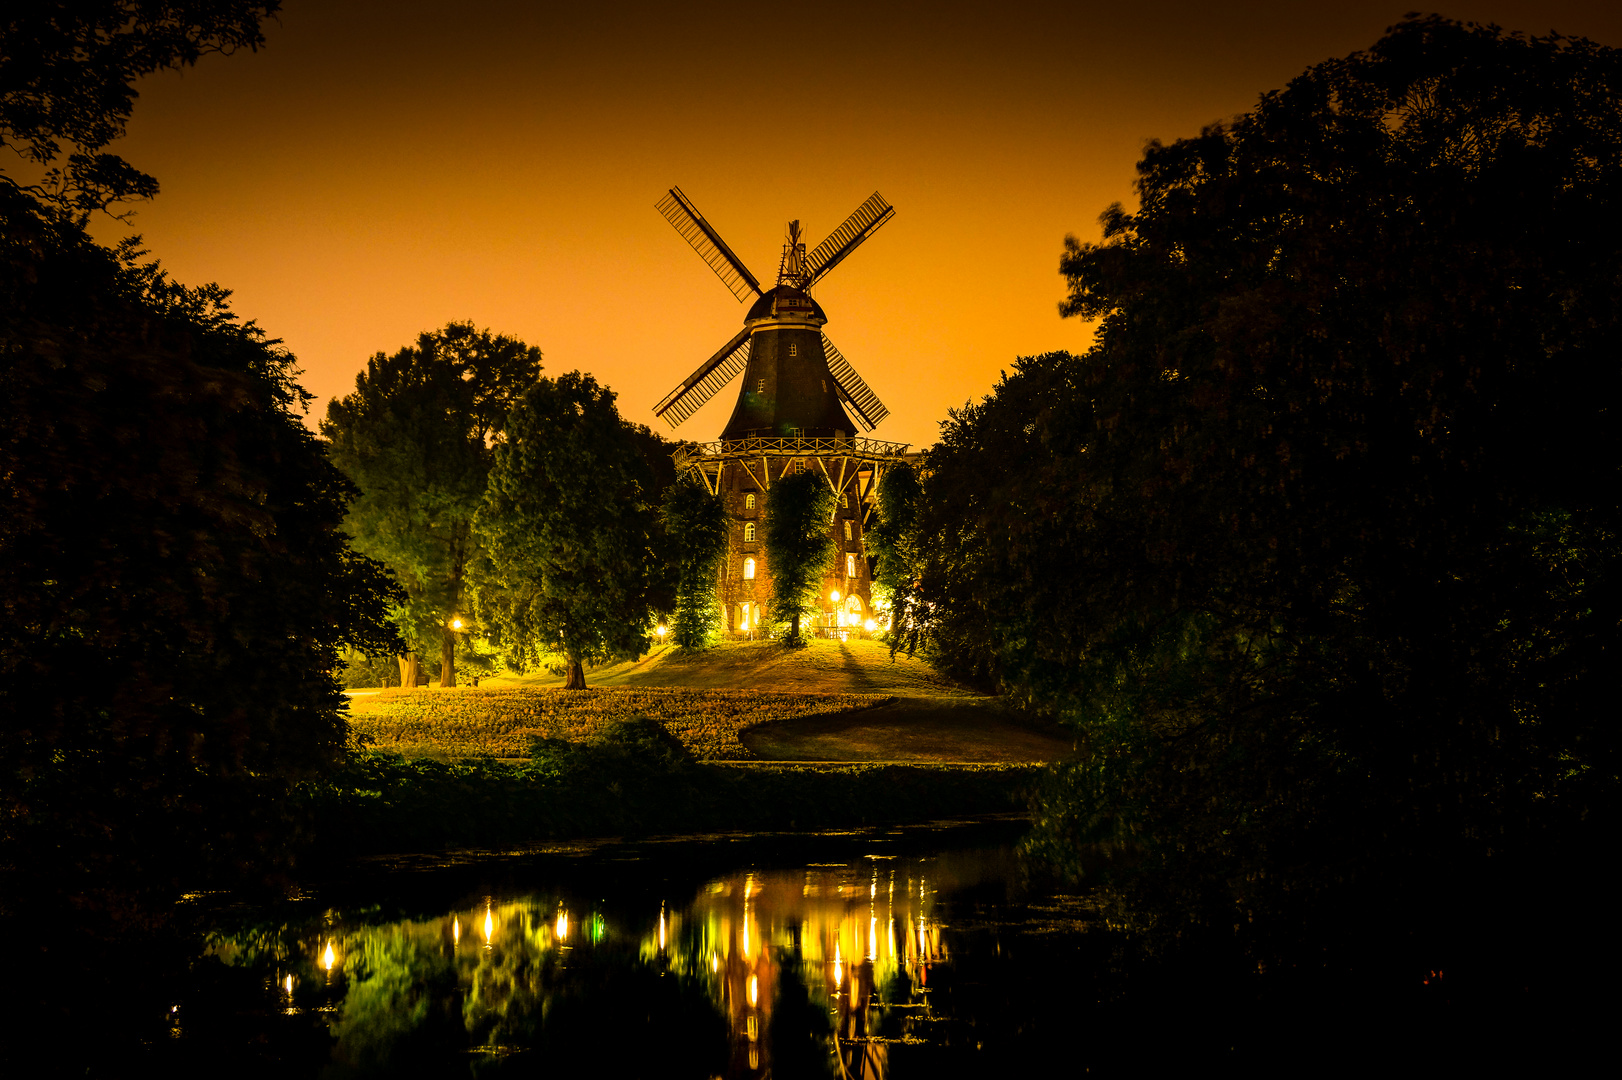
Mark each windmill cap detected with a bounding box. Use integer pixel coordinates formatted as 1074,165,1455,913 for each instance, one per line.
746,285,826,325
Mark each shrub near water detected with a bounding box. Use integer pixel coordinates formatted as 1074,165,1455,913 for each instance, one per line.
344,686,891,760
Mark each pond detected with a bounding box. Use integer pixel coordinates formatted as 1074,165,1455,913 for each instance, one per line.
189,818,1103,1077
143,815,1599,1076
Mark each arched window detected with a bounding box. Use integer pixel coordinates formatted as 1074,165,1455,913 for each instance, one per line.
744,522,756,542
745,492,756,510
846,553,857,578
843,520,852,541
743,557,756,580
843,493,851,509
846,595,863,615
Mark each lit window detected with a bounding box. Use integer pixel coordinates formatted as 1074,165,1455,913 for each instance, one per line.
789,343,797,357
843,520,852,541
744,522,756,542
743,557,756,580
843,493,850,509
745,492,755,510
846,553,857,578
756,379,765,394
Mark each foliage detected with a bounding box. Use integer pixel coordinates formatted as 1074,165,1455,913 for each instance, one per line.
763,470,836,644
322,322,542,687
473,372,660,688
660,475,730,650
868,462,923,654
0,194,400,911
344,686,891,761
1,1,279,217
919,16,1622,936
305,751,1033,855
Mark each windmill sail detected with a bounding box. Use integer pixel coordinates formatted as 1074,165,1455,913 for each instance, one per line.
805,192,895,288
654,328,752,427
821,335,889,431
656,188,763,302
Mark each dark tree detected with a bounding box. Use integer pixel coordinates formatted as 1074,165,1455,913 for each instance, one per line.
867,461,923,653
660,476,730,650
321,323,542,687
0,198,399,908
474,372,659,688
763,470,837,645
1,1,279,216
919,16,1622,933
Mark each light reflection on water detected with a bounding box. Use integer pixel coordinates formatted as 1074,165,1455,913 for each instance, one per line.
202,841,1021,1076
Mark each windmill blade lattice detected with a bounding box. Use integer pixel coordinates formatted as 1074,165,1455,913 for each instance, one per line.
654,328,753,427
656,188,764,302
805,192,895,288
821,335,889,431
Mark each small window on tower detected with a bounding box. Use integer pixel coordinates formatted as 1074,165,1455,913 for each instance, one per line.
756,379,765,394
844,520,852,541
745,492,755,510
743,557,756,580
789,343,798,357
843,493,851,509
846,553,857,578
744,522,756,542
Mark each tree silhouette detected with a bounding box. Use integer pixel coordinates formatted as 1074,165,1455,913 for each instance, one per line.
919,15,1622,932
1,1,279,217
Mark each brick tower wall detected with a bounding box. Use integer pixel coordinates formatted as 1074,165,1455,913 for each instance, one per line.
716,461,873,637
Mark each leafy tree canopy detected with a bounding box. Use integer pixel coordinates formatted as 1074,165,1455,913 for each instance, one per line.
322,322,542,687
661,475,729,650
764,470,836,645
917,15,1622,936
1,1,279,216
867,461,922,654
474,372,659,688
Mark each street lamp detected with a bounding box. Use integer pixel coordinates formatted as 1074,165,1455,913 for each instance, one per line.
656,624,668,642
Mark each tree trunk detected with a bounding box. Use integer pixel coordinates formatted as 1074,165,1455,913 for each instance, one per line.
439,626,456,688
397,652,419,690
563,654,587,690
790,611,801,642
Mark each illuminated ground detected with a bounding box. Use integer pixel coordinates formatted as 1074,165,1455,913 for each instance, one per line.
481,638,1072,763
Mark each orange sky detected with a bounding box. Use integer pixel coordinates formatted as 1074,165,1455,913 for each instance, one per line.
95,1,1622,451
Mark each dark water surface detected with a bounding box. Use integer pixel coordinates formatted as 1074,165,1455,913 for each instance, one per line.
71,816,1609,1076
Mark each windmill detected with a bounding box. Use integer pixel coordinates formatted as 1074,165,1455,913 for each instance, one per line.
652,187,892,436
652,187,913,638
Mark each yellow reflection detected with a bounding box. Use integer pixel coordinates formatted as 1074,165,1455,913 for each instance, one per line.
453,916,460,945
748,974,759,1007
834,942,843,987
710,951,719,973
484,904,494,945
555,909,568,941
284,974,294,995
746,1014,758,1042
659,906,666,951
322,941,335,972
869,916,877,962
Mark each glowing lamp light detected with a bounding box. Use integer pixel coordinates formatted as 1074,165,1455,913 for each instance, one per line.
656,624,667,640
450,617,464,630
864,619,876,632
830,589,841,603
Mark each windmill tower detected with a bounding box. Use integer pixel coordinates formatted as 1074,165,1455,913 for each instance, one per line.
652,187,911,637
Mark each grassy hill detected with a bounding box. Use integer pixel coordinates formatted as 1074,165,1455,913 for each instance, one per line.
480,636,975,697
349,637,1072,764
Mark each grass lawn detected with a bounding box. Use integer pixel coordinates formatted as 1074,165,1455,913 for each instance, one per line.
346,637,1072,763
345,686,889,761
